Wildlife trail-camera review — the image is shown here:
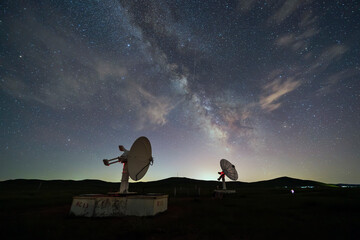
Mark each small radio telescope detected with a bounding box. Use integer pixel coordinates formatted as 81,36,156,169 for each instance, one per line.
103,136,153,194
217,159,238,190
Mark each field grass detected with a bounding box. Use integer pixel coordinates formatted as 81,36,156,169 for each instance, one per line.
0,179,359,239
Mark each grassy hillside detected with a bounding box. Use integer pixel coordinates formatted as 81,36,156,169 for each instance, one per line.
0,177,359,239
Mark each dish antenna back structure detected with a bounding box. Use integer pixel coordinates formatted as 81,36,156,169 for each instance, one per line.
103,136,153,194
217,159,238,191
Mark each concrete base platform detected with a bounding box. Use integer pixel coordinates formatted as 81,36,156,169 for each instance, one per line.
213,189,236,199
214,189,236,194
69,193,168,217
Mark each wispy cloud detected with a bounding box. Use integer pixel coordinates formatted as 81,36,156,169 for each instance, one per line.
299,10,318,28
269,0,304,24
237,0,257,12
275,9,319,52
272,6,351,107
308,45,348,73
259,77,301,112
276,28,319,51
316,70,357,96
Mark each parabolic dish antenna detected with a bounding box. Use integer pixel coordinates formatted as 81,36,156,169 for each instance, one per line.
128,136,152,181
217,159,238,190
220,159,238,181
102,136,153,194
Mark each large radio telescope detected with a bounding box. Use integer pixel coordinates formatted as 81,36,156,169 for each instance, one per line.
103,136,153,194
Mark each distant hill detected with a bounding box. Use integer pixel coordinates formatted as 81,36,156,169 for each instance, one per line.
248,176,328,188
2,177,359,200
0,176,338,191
151,176,327,186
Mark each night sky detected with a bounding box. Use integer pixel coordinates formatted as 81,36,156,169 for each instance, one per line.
1,0,359,183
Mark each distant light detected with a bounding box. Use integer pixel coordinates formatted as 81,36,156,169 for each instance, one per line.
291,189,294,194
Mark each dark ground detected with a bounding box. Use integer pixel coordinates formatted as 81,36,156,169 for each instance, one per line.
0,178,359,239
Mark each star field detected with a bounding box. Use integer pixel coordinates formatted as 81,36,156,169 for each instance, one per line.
1,0,359,183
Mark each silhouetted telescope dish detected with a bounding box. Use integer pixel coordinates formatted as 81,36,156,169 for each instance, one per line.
217,159,238,191
128,136,152,181
220,159,238,180
102,136,153,193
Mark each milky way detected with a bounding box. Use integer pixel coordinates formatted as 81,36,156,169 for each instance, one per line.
1,0,359,183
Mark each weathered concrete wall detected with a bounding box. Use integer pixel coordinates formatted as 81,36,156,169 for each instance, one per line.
69,194,168,217
94,197,127,217
153,195,168,214
69,197,96,217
